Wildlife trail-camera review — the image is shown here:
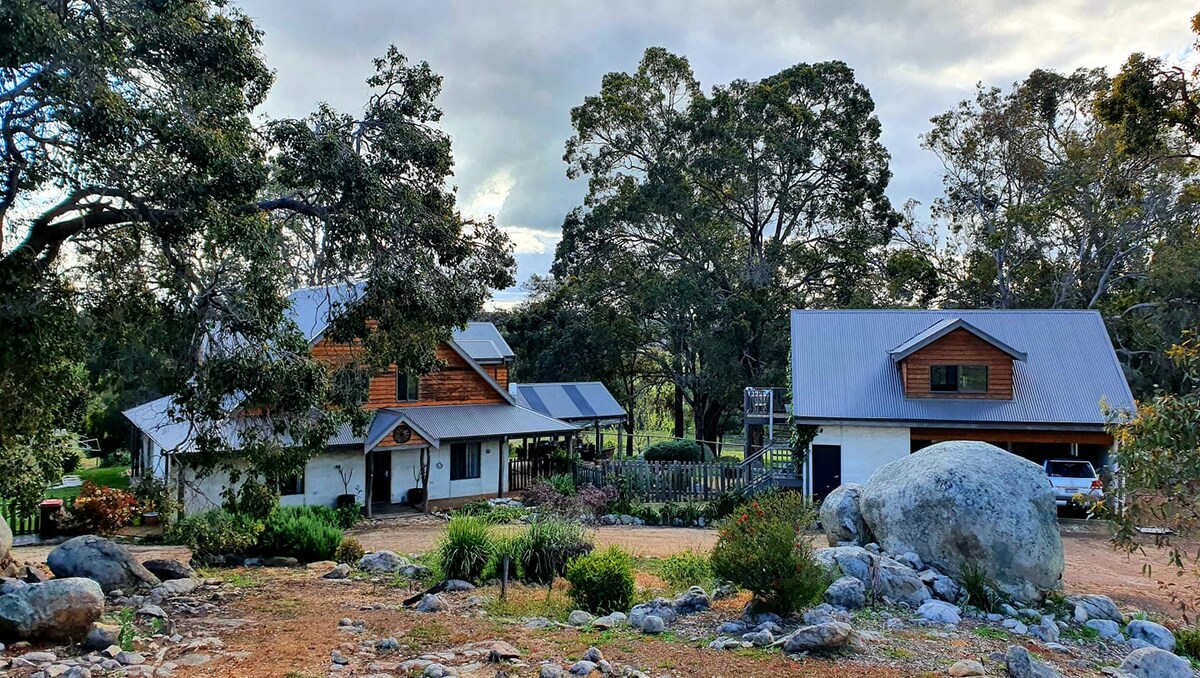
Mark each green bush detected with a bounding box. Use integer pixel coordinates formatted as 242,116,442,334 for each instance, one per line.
1177,624,1200,660
483,534,525,581
710,490,827,614
545,474,576,496
165,509,263,557
333,504,362,529
565,546,635,615
643,439,704,462
334,536,365,565
958,561,1002,613
258,506,343,561
438,515,495,583
710,486,747,519
659,549,713,591
222,477,280,520
453,500,529,525
518,518,593,584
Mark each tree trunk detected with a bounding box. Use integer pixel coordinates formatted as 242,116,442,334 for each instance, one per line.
419,447,431,514
672,381,685,439
692,395,724,460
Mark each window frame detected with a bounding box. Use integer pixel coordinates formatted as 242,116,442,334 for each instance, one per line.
449,441,482,481
396,372,420,402
929,364,989,393
279,471,305,496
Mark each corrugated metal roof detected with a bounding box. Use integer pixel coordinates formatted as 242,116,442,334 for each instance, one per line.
372,404,576,448
509,382,626,422
453,323,515,360
790,309,1135,428
454,339,505,361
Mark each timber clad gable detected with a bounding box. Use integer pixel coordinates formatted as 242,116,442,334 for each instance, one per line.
899,328,1015,400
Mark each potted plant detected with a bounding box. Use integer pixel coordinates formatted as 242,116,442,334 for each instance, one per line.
334,464,358,508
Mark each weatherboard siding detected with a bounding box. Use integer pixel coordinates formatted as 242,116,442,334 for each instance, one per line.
309,340,507,409
900,328,1014,399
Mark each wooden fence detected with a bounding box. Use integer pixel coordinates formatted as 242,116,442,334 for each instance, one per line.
573,459,744,503
508,456,572,492
1,498,72,537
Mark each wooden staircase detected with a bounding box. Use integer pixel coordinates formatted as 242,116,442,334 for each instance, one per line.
738,440,805,494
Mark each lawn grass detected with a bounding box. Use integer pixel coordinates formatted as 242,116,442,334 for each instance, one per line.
45,458,131,499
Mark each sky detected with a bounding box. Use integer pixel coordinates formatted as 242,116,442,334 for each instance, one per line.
237,0,1196,308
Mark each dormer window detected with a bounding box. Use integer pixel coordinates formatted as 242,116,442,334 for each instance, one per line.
930,365,988,393
396,373,419,402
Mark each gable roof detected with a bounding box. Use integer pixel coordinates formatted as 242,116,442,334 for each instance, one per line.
453,323,515,362
790,309,1135,428
365,403,577,450
889,317,1027,362
509,382,626,423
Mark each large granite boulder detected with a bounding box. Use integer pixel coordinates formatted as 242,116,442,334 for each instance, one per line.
858,441,1063,603
47,535,160,593
1119,647,1192,678
819,483,870,546
0,577,105,641
0,514,11,562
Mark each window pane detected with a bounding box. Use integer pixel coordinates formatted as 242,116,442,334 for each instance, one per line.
397,374,419,401
279,472,304,496
450,442,481,480
408,376,420,401
959,365,988,393
930,365,957,391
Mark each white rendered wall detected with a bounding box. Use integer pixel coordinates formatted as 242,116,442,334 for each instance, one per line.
809,425,911,491
176,449,366,515
384,438,506,503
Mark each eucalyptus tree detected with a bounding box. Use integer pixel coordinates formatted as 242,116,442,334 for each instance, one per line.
559,47,897,446
0,1,513,500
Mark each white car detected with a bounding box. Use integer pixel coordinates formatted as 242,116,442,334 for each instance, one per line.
1042,459,1104,507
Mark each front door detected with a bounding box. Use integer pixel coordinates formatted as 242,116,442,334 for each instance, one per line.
811,444,842,503
371,450,392,504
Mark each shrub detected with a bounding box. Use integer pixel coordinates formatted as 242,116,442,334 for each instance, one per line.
101,449,131,468
483,534,525,581
545,473,576,496
70,481,138,535
643,439,703,462
1177,624,1200,660
453,500,529,525
519,518,594,584
438,515,495,583
222,477,279,520
131,475,180,521
710,490,827,614
258,506,343,561
333,504,363,529
565,546,635,614
166,509,262,557
710,486,746,519
61,447,82,474
659,549,713,591
334,536,365,565
958,561,1002,613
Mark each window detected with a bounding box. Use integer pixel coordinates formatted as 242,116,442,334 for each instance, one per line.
930,365,988,393
279,471,305,496
396,373,419,401
450,441,481,481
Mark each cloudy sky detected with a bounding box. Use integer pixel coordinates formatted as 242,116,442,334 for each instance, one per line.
238,0,1195,306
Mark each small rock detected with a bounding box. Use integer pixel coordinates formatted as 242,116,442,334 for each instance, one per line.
1084,618,1121,640
416,594,448,613
917,600,961,625
802,604,835,626
640,615,665,634
357,551,409,574
423,663,457,678
743,630,773,646
1029,621,1060,643
581,647,603,663
488,641,521,662
323,564,351,580
568,659,597,675
115,651,146,665
1119,646,1192,678
568,610,595,626
824,576,867,610
263,556,298,567
716,621,748,635
592,612,626,629
442,580,475,592
84,622,121,650
1004,645,1065,678
948,659,985,677
781,622,854,653
672,586,710,614
1001,619,1027,635
1126,619,1176,652
137,604,168,619
540,664,564,678
141,560,196,581
331,650,350,665
376,637,400,651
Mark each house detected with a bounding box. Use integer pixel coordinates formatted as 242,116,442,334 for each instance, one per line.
786,309,1136,501
122,284,601,515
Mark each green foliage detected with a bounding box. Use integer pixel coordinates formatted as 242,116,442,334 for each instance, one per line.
958,562,1002,614
545,474,576,496
518,518,594,585
971,626,1009,641
0,431,79,512
117,607,136,652
482,534,524,582
564,546,636,615
643,439,704,462
222,477,280,520
1177,624,1200,660
68,481,138,535
130,475,180,522
658,550,713,591
258,506,343,562
454,500,529,525
438,515,495,583
710,487,747,520
710,490,827,614
166,510,263,557
334,537,365,565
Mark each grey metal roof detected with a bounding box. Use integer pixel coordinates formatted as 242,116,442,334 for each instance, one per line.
369,404,576,448
790,309,1135,428
509,382,626,422
889,317,1027,362
453,323,515,361
123,395,366,453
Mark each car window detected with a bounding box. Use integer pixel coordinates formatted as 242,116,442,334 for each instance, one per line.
1044,461,1096,478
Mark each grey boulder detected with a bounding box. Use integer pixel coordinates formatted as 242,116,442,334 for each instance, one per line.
141,559,196,581
1068,594,1123,623
1126,619,1176,652
917,600,961,625
813,545,874,582
781,621,854,653
1004,645,1065,678
0,577,105,641
357,551,408,573
673,586,710,614
0,515,11,562
415,593,448,613
629,598,677,628
818,483,869,546
858,441,1063,603
640,614,665,633
1084,618,1121,641
876,558,931,607
1119,647,1192,678
824,576,867,610
47,536,160,593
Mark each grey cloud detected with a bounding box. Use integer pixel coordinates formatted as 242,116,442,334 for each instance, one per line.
238,0,1194,295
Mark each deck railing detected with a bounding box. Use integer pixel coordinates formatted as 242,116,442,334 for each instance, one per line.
572,459,744,502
